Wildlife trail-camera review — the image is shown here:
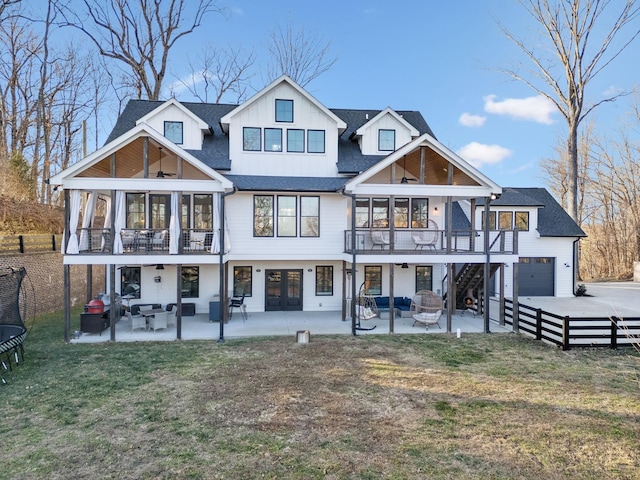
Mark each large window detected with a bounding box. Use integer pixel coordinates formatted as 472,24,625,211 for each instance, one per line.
243,127,261,151
254,195,274,237
275,99,293,122
233,266,252,297
394,198,409,228
194,194,213,230
411,198,429,228
164,121,183,144
316,266,333,295
181,266,199,298
121,266,141,299
498,211,513,230
416,266,433,292
277,196,297,237
482,211,496,230
264,128,282,152
307,130,325,153
356,198,370,228
149,194,170,229
515,211,529,231
364,266,382,295
287,129,304,152
181,195,191,230
126,193,145,229
300,196,319,237
372,198,389,228
378,129,395,151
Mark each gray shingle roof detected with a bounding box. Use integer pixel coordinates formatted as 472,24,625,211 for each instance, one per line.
104,100,435,176
224,175,349,192
478,187,585,238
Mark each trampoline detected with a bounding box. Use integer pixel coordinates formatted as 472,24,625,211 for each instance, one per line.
0,267,28,384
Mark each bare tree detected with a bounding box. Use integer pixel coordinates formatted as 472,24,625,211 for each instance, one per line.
174,44,255,103
266,21,337,87
61,0,222,100
498,0,640,224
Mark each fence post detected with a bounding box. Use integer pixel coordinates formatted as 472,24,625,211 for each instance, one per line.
536,309,542,340
18,235,25,253
610,316,618,350
562,316,570,351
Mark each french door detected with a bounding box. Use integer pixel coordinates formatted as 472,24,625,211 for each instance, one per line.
265,269,303,311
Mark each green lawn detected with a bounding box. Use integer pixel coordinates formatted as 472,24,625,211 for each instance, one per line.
1,309,639,479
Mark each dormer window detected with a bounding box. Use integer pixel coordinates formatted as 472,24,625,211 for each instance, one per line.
378,129,395,151
275,99,293,122
164,121,183,144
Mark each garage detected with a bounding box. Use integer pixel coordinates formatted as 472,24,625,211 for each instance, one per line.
519,257,555,296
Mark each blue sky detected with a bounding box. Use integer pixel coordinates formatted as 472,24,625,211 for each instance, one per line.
111,1,640,189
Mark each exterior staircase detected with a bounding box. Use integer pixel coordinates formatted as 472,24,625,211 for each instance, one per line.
444,263,501,310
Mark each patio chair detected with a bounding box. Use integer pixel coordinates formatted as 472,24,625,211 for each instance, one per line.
370,230,389,250
126,311,146,332
167,305,177,328
410,290,443,330
412,219,439,250
148,311,167,332
229,295,247,321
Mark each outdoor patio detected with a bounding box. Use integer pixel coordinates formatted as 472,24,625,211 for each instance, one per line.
70,308,512,343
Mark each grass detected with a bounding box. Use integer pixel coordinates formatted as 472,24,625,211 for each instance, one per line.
1,310,639,479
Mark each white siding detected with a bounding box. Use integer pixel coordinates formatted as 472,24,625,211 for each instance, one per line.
227,83,340,176
141,104,205,150
358,113,415,155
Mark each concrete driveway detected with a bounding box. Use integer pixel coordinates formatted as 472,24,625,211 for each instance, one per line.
513,281,640,318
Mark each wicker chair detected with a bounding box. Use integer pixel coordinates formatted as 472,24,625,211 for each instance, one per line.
410,290,443,330
126,311,146,332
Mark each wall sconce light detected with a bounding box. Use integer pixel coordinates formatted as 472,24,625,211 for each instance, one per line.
155,264,164,270
307,268,313,272
400,263,409,269
434,207,438,213
255,268,261,272
154,276,161,283
564,263,571,268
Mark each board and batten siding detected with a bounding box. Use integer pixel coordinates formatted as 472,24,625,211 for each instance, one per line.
142,103,205,150
227,82,340,177
357,113,415,155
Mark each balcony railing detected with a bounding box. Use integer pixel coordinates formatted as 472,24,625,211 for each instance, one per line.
344,228,518,255
75,228,217,254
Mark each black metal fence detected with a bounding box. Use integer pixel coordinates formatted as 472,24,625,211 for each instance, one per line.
0,234,63,255
503,299,640,350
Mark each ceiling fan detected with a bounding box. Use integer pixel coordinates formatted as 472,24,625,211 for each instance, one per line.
155,147,176,178
399,156,418,184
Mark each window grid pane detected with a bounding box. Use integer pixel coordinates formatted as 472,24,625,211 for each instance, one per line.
498,211,513,230
233,266,252,297
264,128,282,152
254,195,274,236
315,266,333,295
301,196,319,237
194,194,213,230
411,198,429,228
287,129,304,152
307,130,325,153
515,211,529,231
277,196,297,237
275,99,293,122
482,211,496,230
164,121,183,144
364,266,382,295
378,129,395,151
372,198,389,228
126,193,145,229
243,127,261,151
356,198,370,228
181,266,199,298
394,198,409,228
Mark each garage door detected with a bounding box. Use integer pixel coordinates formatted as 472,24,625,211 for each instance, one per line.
519,257,555,296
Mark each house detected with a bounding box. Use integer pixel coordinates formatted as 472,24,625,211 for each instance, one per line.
48,75,585,341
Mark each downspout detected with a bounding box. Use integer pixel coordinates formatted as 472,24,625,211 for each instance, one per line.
340,188,358,336
218,186,238,343
572,238,580,295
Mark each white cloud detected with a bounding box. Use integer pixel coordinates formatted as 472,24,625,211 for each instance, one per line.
483,94,556,124
459,112,486,128
603,85,623,96
457,142,512,168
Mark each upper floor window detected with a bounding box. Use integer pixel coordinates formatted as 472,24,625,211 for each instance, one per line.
275,99,293,122
394,197,409,228
277,196,297,237
287,129,304,152
300,196,319,237
264,128,283,152
356,198,370,228
243,127,261,151
194,194,213,230
411,198,429,228
307,130,325,153
164,121,183,144
372,198,389,228
254,195,274,237
482,211,496,230
498,211,513,230
378,129,395,151
126,193,145,229
515,211,529,231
